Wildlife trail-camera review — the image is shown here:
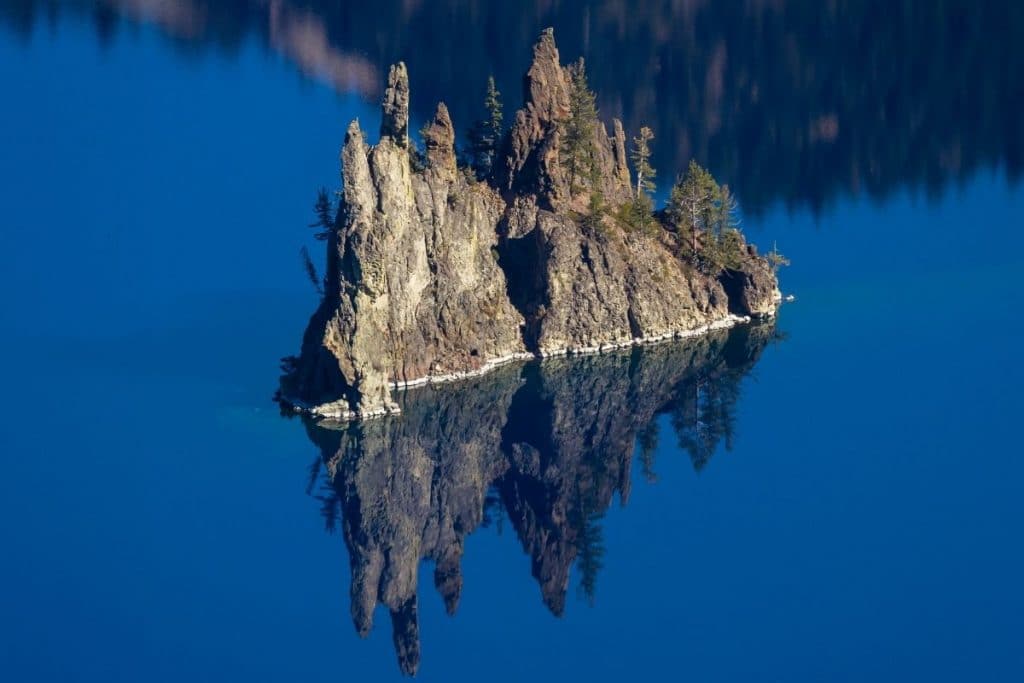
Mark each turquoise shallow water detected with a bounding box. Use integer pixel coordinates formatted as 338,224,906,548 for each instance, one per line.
1,5,1022,682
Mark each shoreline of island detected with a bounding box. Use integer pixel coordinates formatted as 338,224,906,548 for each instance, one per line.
282,302,780,422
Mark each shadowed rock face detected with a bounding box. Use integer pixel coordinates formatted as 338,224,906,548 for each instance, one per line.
301,321,780,675
280,28,779,418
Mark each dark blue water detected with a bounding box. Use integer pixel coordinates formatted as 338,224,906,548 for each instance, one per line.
2,4,1023,682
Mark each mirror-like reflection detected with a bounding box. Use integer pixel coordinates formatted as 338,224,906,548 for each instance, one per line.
4,1,1021,213
298,322,780,675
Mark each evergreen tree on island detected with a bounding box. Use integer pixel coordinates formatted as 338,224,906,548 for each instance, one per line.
665,161,747,274
767,240,791,273
561,58,599,195
630,126,656,233
467,76,504,178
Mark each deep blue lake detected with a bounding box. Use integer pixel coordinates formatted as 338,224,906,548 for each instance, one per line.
1,2,1022,681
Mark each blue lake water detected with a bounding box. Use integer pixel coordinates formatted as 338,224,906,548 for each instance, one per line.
1,3,1023,681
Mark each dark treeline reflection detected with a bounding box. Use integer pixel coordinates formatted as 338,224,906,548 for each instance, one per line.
298,323,779,675
4,1,1022,214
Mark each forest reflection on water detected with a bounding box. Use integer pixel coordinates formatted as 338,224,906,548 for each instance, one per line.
295,322,781,675
3,0,1021,215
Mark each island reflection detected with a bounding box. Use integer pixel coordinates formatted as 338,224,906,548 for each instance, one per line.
297,322,780,675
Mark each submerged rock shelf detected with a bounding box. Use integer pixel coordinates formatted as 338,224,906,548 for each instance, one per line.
279,28,780,419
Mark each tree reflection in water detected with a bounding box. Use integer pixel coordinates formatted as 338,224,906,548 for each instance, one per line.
4,1,1020,214
298,322,781,675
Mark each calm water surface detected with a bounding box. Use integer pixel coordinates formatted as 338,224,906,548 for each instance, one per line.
1,3,1022,681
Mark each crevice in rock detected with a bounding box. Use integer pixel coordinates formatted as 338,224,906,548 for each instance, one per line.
626,305,643,339
496,229,549,352
719,268,750,316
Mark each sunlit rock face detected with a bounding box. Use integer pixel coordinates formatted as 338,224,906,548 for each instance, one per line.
282,62,528,418
279,28,778,417
301,321,779,674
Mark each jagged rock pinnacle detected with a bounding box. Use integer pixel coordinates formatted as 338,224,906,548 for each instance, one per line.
381,62,410,147
524,27,570,123
341,120,374,221
422,102,457,180
500,27,635,206
612,118,632,189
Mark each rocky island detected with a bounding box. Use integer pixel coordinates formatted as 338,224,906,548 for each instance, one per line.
279,28,782,420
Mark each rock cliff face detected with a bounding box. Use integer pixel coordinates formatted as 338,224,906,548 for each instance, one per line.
304,321,779,675
498,28,634,208
280,28,780,419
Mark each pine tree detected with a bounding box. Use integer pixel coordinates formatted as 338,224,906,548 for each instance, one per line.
665,161,717,263
299,188,344,301
629,126,656,233
301,187,338,298
485,76,503,146
310,187,336,240
562,58,599,195
665,162,760,274
631,126,656,199
707,184,745,271
467,75,504,178
766,240,791,272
